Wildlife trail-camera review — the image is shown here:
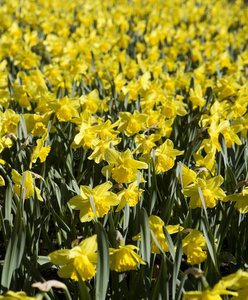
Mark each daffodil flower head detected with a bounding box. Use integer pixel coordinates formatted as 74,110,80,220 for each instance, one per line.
11,169,43,201
182,176,226,209
48,96,80,122
102,148,148,183
223,187,248,214
140,139,184,174
116,181,144,211
0,290,36,299
30,132,50,168
182,230,207,265
48,235,98,281
183,269,248,299
88,137,121,164
109,244,146,272
69,181,120,222
178,164,197,188
133,133,161,155
118,110,149,137
132,215,183,254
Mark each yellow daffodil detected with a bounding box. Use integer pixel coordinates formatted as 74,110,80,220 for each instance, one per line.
0,175,5,186
133,215,183,254
0,109,20,135
182,230,207,265
179,164,197,188
80,89,106,114
182,175,225,209
30,132,51,168
223,187,248,214
183,269,248,299
88,137,121,164
48,235,97,281
69,181,120,222
118,110,149,137
48,96,80,122
109,244,146,272
160,94,187,119
0,290,36,299
188,84,206,110
24,112,52,137
71,121,97,150
133,133,161,154
11,169,43,201
116,181,144,211
193,152,216,177
140,139,184,174
102,148,148,183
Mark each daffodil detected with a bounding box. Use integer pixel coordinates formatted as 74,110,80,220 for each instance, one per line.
182,175,225,209
88,137,121,164
160,94,187,119
48,235,97,281
69,181,120,222
0,175,5,187
193,152,216,176
116,181,144,211
206,119,243,152
0,109,20,135
118,110,149,137
80,89,106,114
24,112,52,137
30,132,51,168
182,230,207,265
140,139,184,174
11,169,43,201
109,244,146,272
0,290,36,299
223,187,248,214
179,164,197,188
48,96,80,122
102,148,148,183
133,215,183,254
133,133,161,154
188,84,206,110
183,269,248,299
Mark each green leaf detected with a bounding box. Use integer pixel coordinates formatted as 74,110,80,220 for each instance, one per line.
75,268,92,300
90,194,98,221
172,232,182,300
163,226,175,261
1,201,26,292
95,222,109,300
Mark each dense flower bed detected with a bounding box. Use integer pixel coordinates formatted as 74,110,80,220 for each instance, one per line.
0,0,248,299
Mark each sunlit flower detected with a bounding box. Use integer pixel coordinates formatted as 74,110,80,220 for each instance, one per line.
102,148,148,183
223,187,248,214
133,215,183,254
109,244,146,272
182,176,226,209
48,235,97,281
0,290,36,299
118,110,149,137
182,230,207,265
69,181,120,222
116,181,144,211
12,169,43,201
140,139,184,174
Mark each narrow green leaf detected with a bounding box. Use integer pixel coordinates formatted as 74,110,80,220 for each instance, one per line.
1,201,26,292
172,232,182,300
95,222,109,300
75,267,92,300
90,194,98,221
19,114,28,138
163,226,175,261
